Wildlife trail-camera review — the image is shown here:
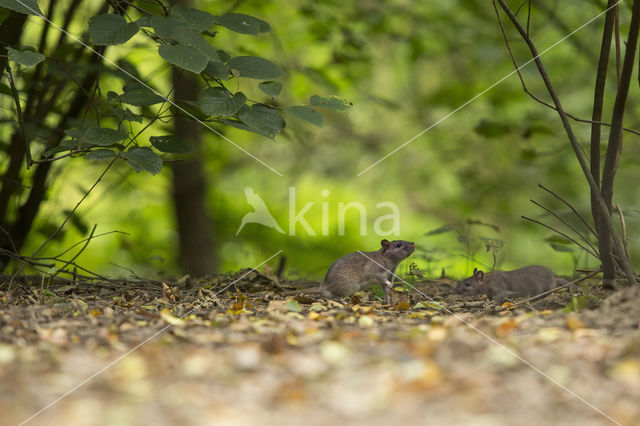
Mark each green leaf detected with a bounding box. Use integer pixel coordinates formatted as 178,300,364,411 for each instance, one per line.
81,127,128,147
122,108,143,123
151,15,187,40
197,87,246,116
170,100,209,121
170,5,215,32
227,56,285,79
62,209,89,235
424,224,458,236
550,243,575,253
310,95,352,111
218,118,253,133
258,81,282,97
0,0,42,16
285,300,302,312
204,61,230,80
85,149,117,160
0,82,12,96
6,47,45,67
150,135,194,154
474,119,511,138
135,16,152,27
123,147,163,175
237,105,285,138
218,13,270,35
158,44,207,74
89,14,139,46
284,105,324,127
173,26,219,61
43,139,78,157
413,301,444,310
0,7,9,24
119,83,164,106
64,129,84,139
217,49,231,62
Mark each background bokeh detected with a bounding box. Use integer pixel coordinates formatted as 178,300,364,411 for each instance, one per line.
9,0,640,281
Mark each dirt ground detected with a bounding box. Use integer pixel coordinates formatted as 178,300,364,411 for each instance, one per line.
0,271,639,426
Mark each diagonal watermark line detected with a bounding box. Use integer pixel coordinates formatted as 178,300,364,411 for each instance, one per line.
18,250,284,426
356,251,621,426
11,0,283,176
357,0,625,176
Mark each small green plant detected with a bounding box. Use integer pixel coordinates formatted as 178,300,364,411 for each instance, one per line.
424,218,503,272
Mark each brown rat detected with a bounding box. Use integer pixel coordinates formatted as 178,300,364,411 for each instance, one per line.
320,239,415,304
455,265,566,303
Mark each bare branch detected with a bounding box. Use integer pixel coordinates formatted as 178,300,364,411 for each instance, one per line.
522,216,599,259
538,184,597,237
494,0,637,285
52,224,97,278
529,199,599,255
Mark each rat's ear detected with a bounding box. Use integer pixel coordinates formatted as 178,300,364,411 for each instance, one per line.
477,271,485,284
381,239,390,251
473,267,478,276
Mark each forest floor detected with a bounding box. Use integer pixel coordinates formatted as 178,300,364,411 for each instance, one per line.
0,270,639,426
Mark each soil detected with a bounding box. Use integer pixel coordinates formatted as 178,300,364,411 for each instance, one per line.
1,271,638,426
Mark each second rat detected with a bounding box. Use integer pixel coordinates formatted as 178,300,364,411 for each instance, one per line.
455,265,567,303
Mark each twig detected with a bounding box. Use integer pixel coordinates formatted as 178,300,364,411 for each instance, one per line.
52,224,97,278
538,184,597,237
615,204,630,261
5,63,32,168
499,270,600,311
529,199,598,255
48,230,129,260
522,216,599,259
493,3,640,138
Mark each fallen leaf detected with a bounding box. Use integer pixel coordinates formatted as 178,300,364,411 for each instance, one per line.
394,302,410,311
321,341,348,364
496,319,519,337
565,314,585,331
285,300,302,312
413,301,444,310
160,309,186,326
358,315,374,327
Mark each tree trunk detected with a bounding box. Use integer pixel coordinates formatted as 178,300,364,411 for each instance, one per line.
590,0,617,284
170,70,217,276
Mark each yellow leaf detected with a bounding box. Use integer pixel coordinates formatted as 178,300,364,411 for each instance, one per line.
308,311,322,320
160,309,186,326
427,326,447,342
565,314,585,331
358,315,374,327
496,319,519,337
89,309,102,316
394,302,410,311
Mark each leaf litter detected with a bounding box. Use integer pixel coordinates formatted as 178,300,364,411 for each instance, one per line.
0,272,638,425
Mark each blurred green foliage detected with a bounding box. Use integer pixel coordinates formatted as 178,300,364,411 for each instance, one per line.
4,0,640,281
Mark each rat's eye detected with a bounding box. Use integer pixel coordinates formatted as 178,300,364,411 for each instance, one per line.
465,282,471,287
396,243,402,248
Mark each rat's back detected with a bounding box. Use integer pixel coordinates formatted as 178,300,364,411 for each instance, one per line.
322,250,379,297
490,265,557,301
